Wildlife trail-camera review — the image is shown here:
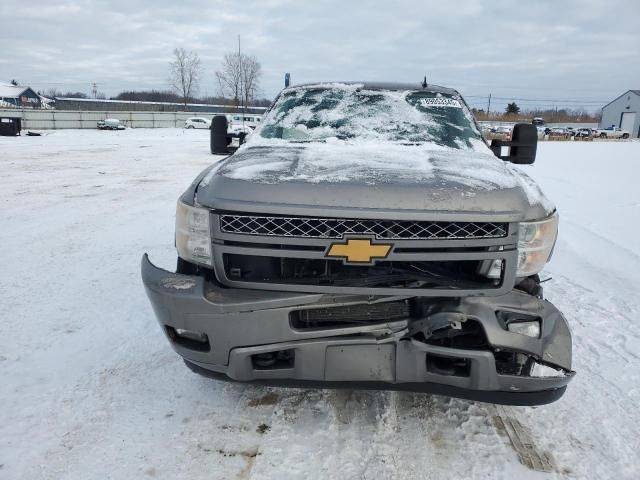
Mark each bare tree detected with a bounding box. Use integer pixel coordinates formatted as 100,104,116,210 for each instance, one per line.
215,53,242,105
169,47,202,106
240,55,261,107
215,52,261,106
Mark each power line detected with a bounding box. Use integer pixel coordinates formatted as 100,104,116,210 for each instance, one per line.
463,94,606,104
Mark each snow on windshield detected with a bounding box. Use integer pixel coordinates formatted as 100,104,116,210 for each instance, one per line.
254,84,484,150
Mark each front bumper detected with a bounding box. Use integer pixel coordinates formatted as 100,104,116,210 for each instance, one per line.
141,254,574,405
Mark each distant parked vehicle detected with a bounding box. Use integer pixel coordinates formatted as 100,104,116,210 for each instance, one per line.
228,114,262,129
595,127,630,139
575,128,593,138
546,127,571,139
532,117,545,126
228,124,254,136
489,125,512,141
184,117,211,129
97,119,126,130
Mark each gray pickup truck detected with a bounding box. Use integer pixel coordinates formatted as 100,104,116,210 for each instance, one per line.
142,81,574,405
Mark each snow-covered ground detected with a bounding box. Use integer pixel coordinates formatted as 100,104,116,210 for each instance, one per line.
1,129,639,479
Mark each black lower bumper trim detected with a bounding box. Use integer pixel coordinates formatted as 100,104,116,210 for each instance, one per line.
183,360,566,406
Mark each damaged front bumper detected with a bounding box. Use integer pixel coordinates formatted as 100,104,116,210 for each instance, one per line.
141,254,574,405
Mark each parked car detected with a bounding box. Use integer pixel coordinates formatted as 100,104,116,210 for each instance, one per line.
575,128,593,138
142,81,574,406
228,114,262,129
97,118,126,130
184,117,211,129
492,125,512,140
595,127,630,139
531,117,545,126
547,127,569,138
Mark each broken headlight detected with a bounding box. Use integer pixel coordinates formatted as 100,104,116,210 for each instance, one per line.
517,212,558,277
175,201,212,266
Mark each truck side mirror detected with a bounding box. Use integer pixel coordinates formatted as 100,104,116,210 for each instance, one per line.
490,123,538,165
210,115,229,155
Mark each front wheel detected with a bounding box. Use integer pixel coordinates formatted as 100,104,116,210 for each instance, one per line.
186,125,194,129
622,133,629,139
599,132,607,138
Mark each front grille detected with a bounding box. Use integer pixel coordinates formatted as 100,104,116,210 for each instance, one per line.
290,301,410,329
219,214,507,240
223,254,499,291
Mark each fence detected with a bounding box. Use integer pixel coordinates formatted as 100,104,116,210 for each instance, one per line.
0,109,257,130
52,97,267,114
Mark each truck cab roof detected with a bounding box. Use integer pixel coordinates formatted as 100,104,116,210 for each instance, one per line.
285,81,459,96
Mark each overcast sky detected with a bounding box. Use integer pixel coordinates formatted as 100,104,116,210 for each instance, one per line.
2,0,639,111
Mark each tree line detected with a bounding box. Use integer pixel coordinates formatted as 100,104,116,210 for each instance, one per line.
472,102,601,123
38,46,270,107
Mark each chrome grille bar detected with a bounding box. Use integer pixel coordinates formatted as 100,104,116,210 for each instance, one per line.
219,214,507,240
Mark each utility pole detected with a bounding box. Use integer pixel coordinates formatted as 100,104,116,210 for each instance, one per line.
91,82,98,99
486,93,492,118
238,34,245,128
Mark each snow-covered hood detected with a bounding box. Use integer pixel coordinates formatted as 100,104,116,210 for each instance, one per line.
195,143,554,221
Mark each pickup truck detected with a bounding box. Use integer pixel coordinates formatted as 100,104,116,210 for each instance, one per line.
142,81,574,405
595,127,630,139
97,118,126,130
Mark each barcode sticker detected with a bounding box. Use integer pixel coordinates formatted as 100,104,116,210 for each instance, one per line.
418,97,462,108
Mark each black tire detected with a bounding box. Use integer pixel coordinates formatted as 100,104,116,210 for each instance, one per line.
622,133,629,139
599,132,606,138
210,116,229,154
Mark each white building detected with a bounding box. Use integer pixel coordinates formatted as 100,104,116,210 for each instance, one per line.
600,90,640,138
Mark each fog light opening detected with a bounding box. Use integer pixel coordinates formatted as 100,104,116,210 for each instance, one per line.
251,349,295,370
497,311,542,339
175,328,208,343
165,326,210,352
426,354,471,377
507,320,541,338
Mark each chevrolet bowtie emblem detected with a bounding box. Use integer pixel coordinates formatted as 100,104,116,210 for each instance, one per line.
326,238,392,264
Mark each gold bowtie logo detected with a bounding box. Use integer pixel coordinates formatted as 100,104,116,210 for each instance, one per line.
326,238,392,264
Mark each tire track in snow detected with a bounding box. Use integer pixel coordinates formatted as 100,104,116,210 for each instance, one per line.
492,406,557,473
243,388,542,479
196,383,285,479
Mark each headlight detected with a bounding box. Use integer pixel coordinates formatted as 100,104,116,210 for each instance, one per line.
175,201,212,266
517,212,558,276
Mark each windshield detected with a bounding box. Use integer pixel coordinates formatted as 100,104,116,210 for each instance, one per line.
257,84,484,150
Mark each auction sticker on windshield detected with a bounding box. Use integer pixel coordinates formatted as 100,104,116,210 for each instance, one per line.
416,97,462,108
